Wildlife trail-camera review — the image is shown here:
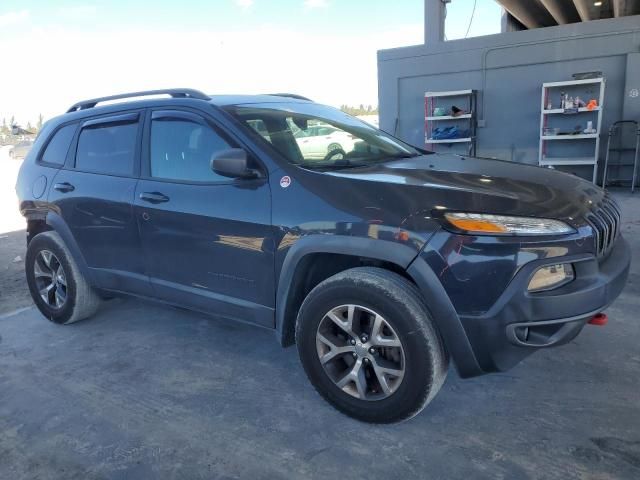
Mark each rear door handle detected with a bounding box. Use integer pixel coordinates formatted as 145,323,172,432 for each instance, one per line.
53,182,75,193
139,192,170,204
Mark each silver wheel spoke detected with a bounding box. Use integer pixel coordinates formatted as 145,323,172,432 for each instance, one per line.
371,359,403,396
56,267,67,287
370,314,401,348
373,368,392,395
336,359,367,399
40,251,53,268
39,282,54,301
54,288,65,307
326,304,355,335
354,362,368,399
317,333,354,364
34,261,52,279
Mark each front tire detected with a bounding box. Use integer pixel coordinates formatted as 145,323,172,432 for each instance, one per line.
296,267,448,423
25,231,101,324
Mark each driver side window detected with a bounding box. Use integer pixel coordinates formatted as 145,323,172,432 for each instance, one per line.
150,117,232,182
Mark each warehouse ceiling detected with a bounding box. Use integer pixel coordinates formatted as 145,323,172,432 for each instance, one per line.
495,0,640,29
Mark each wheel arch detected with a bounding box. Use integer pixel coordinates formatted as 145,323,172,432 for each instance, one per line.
36,212,95,286
275,235,419,348
276,234,485,378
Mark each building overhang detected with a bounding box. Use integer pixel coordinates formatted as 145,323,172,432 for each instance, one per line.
495,0,640,29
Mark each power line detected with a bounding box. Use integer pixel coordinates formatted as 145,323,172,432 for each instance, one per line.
464,0,477,38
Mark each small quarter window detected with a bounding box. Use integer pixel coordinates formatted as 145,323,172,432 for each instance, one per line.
76,120,138,175
41,124,77,165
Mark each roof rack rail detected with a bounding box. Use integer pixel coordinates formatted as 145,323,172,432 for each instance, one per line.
266,93,313,101
66,88,210,113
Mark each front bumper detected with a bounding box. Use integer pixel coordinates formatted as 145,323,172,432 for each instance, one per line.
459,235,631,373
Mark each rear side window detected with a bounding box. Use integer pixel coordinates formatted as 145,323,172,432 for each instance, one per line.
76,120,138,175
41,124,76,165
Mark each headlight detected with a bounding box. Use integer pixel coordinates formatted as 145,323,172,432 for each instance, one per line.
528,264,574,292
444,212,574,235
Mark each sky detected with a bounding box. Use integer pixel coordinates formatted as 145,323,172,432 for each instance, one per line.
0,0,502,126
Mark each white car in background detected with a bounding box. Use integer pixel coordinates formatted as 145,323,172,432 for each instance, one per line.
8,140,34,160
294,124,358,160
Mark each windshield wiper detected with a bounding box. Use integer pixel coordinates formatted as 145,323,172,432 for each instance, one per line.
360,152,420,163
296,153,421,171
388,152,420,159
297,161,370,171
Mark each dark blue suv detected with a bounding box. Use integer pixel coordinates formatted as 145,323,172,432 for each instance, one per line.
16,89,630,423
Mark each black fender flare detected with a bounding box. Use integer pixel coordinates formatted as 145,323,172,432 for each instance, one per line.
45,212,96,286
406,256,484,378
275,234,484,378
275,235,418,346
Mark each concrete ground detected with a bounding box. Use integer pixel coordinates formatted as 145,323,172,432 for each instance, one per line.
0,148,639,478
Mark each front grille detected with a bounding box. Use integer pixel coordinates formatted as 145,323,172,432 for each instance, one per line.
585,196,622,257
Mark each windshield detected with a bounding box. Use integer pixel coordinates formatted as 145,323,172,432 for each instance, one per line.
225,102,424,169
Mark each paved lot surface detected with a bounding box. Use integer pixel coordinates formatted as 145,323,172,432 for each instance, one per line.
0,162,639,478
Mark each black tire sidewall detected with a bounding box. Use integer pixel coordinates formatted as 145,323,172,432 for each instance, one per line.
25,233,79,324
297,274,441,423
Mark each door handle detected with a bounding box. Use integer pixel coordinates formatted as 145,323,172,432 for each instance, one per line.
53,182,75,193
139,192,170,204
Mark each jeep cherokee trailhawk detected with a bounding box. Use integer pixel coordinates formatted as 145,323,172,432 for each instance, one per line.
16,89,630,423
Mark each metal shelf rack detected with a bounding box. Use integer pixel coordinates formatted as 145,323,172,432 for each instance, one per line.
425,90,476,156
538,78,605,183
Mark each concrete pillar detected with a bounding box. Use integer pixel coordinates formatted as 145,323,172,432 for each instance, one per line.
501,10,526,32
425,0,447,44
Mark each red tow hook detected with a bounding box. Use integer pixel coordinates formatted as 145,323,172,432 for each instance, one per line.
589,313,608,326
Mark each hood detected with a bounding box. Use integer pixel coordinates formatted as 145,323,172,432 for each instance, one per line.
326,154,606,225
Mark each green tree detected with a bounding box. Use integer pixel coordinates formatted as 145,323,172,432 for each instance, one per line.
37,113,43,131
339,104,379,116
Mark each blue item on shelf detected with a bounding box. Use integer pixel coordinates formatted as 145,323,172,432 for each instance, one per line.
431,126,470,140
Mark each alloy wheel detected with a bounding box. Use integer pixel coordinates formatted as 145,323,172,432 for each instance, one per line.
316,304,405,401
33,250,67,309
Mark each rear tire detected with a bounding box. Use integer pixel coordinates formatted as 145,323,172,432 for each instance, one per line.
25,231,101,324
296,267,448,423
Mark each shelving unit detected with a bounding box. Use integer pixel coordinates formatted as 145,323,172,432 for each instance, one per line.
425,90,476,156
425,137,473,144
541,133,599,141
538,78,605,183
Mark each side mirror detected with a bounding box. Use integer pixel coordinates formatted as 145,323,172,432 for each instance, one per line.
211,148,258,179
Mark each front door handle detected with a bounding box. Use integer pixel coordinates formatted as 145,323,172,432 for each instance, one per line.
53,182,75,193
139,192,170,204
